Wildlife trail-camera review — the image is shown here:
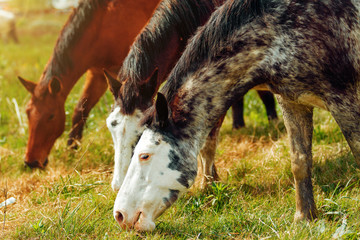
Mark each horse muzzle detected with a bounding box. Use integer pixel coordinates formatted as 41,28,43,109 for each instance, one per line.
114,210,155,232
24,157,49,169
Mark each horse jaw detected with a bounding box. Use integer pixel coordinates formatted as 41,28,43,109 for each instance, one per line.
106,106,144,191
113,129,193,231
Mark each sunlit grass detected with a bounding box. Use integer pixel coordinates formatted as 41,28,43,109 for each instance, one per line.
1,8,360,240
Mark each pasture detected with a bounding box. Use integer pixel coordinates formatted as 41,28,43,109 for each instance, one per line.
1,6,360,240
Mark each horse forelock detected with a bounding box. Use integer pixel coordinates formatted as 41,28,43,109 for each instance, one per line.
43,0,110,84
139,104,154,127
118,83,138,115
139,103,191,144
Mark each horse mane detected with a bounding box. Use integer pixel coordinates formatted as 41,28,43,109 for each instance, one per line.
161,0,272,102
118,0,223,113
42,0,110,86
142,0,272,128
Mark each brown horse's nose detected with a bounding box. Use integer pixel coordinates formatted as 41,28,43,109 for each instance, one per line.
24,157,49,169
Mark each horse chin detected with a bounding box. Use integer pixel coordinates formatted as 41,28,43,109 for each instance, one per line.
111,175,124,192
24,157,48,169
134,205,169,232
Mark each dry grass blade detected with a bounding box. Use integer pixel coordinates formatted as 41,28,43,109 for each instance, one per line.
3,180,8,232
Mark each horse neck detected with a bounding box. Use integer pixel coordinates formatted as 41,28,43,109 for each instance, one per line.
169,70,256,155
120,0,224,111
42,0,161,98
120,30,184,115
168,44,269,156
39,8,108,97
39,59,86,99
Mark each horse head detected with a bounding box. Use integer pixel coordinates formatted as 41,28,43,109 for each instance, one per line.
113,93,197,231
105,69,159,192
19,76,65,168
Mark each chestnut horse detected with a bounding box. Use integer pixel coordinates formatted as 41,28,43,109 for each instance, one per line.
19,0,160,168
114,0,360,231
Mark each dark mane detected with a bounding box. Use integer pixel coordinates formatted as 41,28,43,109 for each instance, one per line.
42,0,109,85
161,0,272,101
118,0,223,113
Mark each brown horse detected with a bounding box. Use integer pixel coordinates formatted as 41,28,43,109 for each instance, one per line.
0,9,18,43
19,0,160,168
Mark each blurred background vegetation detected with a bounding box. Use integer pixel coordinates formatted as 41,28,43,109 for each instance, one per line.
3,0,78,12
7,0,52,12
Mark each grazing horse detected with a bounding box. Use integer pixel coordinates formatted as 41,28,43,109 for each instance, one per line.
113,0,360,231
0,9,18,43
106,0,277,191
18,0,160,168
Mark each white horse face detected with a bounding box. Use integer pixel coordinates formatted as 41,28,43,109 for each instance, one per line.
106,106,145,191
113,128,197,231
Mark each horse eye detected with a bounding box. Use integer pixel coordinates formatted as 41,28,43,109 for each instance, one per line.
139,154,150,161
49,114,55,120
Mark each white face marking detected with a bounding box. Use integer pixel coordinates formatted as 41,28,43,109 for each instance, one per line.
106,106,145,192
113,129,190,231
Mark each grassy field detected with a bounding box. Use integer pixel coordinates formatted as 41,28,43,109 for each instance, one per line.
1,9,360,240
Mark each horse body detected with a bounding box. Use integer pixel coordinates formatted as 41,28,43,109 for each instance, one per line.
0,9,18,43
19,0,160,168
114,0,360,231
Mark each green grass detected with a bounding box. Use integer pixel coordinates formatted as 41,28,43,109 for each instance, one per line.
1,9,360,240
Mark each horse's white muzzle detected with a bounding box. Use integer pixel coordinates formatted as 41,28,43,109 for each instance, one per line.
114,209,156,231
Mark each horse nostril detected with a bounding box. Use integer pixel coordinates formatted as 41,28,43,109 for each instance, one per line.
115,211,125,225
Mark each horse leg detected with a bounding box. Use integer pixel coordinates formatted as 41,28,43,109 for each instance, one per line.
325,96,360,167
8,21,18,43
197,114,225,189
257,90,277,121
232,96,245,129
67,68,108,147
277,95,316,221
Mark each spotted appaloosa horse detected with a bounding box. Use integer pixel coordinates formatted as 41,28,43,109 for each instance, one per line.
18,0,160,168
106,0,277,192
113,0,360,231
0,9,18,43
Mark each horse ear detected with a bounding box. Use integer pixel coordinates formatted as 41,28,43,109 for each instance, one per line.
18,76,37,94
155,92,169,128
48,77,62,95
140,68,159,99
104,69,121,99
